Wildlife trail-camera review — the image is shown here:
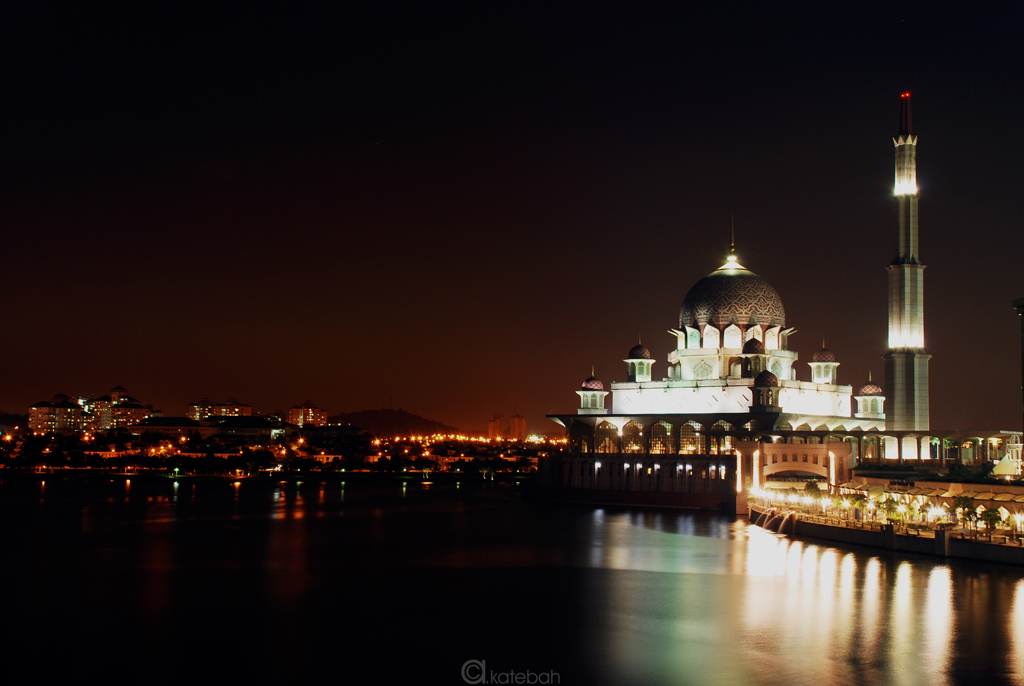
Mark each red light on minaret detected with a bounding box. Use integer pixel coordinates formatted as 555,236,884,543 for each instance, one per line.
901,92,911,98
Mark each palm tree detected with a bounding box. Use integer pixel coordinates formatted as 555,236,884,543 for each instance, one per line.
980,508,1003,535
953,495,977,530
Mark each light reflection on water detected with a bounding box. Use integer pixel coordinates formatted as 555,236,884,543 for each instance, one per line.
578,508,1024,686
15,479,1024,685
1012,580,1024,678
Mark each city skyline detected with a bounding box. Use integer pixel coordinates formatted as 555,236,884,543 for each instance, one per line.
3,6,1022,433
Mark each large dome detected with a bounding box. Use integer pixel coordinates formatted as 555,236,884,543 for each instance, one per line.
679,256,786,330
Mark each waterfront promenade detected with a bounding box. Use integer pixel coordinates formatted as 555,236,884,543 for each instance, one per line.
750,503,1024,565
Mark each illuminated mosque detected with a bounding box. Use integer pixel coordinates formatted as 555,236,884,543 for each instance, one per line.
544,94,1021,510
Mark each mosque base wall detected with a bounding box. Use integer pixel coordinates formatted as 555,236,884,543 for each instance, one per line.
530,487,732,511
539,453,739,512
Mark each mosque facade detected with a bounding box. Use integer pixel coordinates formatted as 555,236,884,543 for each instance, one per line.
542,95,1020,511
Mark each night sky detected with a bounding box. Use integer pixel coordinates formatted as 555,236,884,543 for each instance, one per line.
3,4,1022,433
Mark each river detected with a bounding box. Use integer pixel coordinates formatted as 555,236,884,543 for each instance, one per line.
1,477,1021,685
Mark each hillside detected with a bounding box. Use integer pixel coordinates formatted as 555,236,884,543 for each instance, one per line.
0,412,27,428
327,409,459,437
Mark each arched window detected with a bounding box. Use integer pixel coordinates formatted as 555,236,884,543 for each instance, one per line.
596,422,619,454
622,421,644,453
765,327,779,350
815,365,822,378
711,420,734,453
687,328,700,349
703,326,720,349
871,399,879,414
724,325,742,349
694,360,712,379
597,394,604,408
771,360,782,377
679,421,701,454
650,422,674,454
582,395,589,408
628,362,635,377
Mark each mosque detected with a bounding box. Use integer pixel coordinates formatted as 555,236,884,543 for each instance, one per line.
543,95,1021,511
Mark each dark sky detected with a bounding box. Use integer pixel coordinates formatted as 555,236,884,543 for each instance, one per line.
3,3,1022,433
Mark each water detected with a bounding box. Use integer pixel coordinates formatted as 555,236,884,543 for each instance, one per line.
1,477,1023,685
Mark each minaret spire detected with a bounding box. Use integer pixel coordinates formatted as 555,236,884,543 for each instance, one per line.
898,92,913,136
885,92,931,432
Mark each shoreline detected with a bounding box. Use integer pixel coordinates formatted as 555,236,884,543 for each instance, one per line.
750,503,1024,565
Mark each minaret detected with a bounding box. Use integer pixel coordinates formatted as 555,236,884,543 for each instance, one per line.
884,93,931,430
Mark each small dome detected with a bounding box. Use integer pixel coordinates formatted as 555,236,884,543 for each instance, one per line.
742,338,766,354
754,370,778,387
582,376,605,391
812,347,836,362
858,383,883,396
628,344,651,360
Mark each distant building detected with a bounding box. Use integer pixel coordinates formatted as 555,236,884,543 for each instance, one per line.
510,415,527,441
83,386,156,430
110,401,152,429
126,417,208,438
28,394,84,434
288,402,327,427
187,397,253,421
31,386,154,433
214,417,285,443
488,414,503,439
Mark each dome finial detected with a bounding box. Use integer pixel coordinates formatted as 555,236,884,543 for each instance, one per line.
591,364,595,377
729,215,736,258
725,216,739,266
868,370,873,382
